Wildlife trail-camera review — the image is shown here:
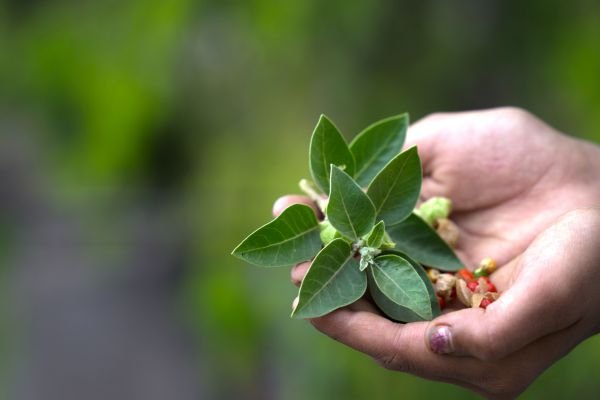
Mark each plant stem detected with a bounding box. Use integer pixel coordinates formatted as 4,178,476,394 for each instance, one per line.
299,179,328,213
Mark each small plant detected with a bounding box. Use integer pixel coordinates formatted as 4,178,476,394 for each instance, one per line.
232,114,471,322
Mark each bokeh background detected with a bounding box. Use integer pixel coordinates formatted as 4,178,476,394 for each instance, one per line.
1,1,600,399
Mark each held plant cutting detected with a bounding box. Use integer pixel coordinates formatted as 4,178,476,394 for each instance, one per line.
232,114,468,322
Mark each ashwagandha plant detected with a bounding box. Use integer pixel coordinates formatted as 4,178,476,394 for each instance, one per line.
232,114,464,322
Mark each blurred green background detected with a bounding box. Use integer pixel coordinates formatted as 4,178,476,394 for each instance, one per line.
1,1,600,399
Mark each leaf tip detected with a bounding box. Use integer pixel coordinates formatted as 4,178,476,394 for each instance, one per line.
230,243,242,257
230,248,250,264
381,112,410,126
289,295,301,318
290,308,307,319
406,144,419,153
316,114,333,128
397,112,410,123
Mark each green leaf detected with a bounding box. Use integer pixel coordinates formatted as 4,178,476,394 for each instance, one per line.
292,238,367,318
368,272,423,322
327,165,376,239
380,251,441,319
365,220,385,248
405,253,440,318
386,213,463,271
368,254,434,321
232,204,321,267
359,257,370,272
350,114,409,187
367,146,421,226
309,115,355,193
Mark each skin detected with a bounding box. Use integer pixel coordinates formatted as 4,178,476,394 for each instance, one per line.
273,107,600,399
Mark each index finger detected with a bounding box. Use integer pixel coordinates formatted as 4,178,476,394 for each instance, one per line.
308,307,480,382
272,195,319,217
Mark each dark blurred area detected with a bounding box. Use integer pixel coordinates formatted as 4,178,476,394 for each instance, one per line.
1,1,599,399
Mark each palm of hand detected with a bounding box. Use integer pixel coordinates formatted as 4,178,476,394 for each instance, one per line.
409,108,595,273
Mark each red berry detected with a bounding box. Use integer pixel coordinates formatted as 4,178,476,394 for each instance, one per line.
457,268,475,282
467,281,479,292
480,277,497,292
437,295,446,309
480,298,492,309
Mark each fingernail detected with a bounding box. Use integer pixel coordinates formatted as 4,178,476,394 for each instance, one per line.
428,325,454,354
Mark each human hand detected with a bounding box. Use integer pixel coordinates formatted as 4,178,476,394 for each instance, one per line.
279,206,600,399
273,108,600,399
402,107,600,268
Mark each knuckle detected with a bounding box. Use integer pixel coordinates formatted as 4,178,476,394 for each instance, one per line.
421,112,449,123
377,351,413,373
376,354,398,371
496,106,530,121
492,106,537,132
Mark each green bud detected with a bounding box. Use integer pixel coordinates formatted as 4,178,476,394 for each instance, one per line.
415,197,452,226
319,220,339,244
358,246,381,271
380,231,396,250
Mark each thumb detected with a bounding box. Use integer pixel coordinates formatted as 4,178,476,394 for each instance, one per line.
425,209,597,360
426,283,577,361
425,262,571,361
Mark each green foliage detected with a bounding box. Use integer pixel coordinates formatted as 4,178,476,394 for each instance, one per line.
350,114,409,187
232,204,322,267
365,221,386,248
292,239,366,319
387,213,463,271
309,115,355,193
327,165,376,239
367,146,422,226
369,254,438,321
233,114,462,321
368,251,440,322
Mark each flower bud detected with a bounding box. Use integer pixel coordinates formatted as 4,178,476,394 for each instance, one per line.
415,197,452,226
319,220,338,244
